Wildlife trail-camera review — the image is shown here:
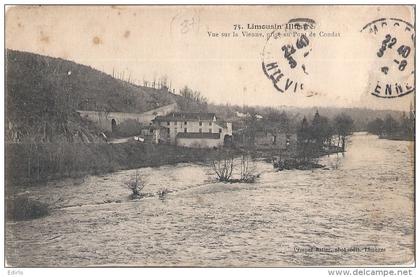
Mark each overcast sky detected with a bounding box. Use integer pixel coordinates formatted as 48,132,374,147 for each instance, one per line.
6,5,415,111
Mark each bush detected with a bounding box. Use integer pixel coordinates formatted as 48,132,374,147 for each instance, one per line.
212,157,234,182
157,188,170,200
6,196,49,220
239,154,260,183
125,170,145,199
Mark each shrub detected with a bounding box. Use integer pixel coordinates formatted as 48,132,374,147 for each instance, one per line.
125,170,145,199
239,154,260,183
6,196,49,220
157,188,169,200
212,157,234,182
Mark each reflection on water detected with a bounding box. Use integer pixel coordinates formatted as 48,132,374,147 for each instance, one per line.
6,133,414,266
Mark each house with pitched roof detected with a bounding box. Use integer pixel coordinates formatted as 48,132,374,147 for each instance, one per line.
152,112,232,148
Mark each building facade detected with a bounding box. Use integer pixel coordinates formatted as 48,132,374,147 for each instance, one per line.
152,112,232,148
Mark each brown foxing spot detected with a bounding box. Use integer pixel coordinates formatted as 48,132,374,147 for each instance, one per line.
92,36,102,45
124,30,130,38
40,33,49,43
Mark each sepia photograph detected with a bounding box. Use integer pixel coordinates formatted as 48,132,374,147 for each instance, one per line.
3,3,415,271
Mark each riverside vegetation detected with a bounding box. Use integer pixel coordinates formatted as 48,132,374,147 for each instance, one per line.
367,112,415,141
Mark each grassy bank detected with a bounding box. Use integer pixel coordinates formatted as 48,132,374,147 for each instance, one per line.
6,196,49,220
379,134,415,141
6,142,221,188
6,140,343,189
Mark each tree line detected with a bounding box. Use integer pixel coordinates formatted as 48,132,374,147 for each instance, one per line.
176,86,209,112
367,111,414,141
297,111,354,161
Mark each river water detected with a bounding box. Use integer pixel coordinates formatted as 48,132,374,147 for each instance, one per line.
6,133,414,266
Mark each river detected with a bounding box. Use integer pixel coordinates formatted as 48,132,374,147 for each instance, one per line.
5,132,414,266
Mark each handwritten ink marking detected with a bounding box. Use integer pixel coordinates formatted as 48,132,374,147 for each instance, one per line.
170,10,200,38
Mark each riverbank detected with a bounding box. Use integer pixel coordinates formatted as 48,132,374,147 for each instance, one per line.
6,142,225,188
378,134,415,141
6,141,344,189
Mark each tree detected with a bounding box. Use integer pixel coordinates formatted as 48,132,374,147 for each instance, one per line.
383,115,399,136
367,118,384,136
179,86,208,112
311,110,331,150
239,154,259,183
400,112,414,139
297,116,310,143
267,110,290,132
334,113,353,151
297,116,317,162
159,74,169,88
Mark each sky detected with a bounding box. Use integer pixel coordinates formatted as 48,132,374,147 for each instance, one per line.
5,5,415,111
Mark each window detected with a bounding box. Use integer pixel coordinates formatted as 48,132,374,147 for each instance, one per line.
219,128,222,133
167,121,170,126
209,122,212,126
184,121,187,125
174,121,177,125
175,128,178,133
199,121,202,126
199,128,202,133
208,129,212,133
184,128,187,133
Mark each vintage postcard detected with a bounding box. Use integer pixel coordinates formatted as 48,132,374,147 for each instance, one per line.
4,5,415,269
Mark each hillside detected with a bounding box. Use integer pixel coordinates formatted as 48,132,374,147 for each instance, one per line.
6,49,404,143
5,49,179,142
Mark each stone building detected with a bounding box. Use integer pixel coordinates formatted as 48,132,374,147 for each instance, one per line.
152,112,232,148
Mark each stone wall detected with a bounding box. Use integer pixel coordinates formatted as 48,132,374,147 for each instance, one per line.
176,137,223,148
77,103,178,132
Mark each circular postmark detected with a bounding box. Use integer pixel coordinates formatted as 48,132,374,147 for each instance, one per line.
262,18,316,94
361,18,415,98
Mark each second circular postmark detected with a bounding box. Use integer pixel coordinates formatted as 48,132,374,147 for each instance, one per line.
361,18,415,99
